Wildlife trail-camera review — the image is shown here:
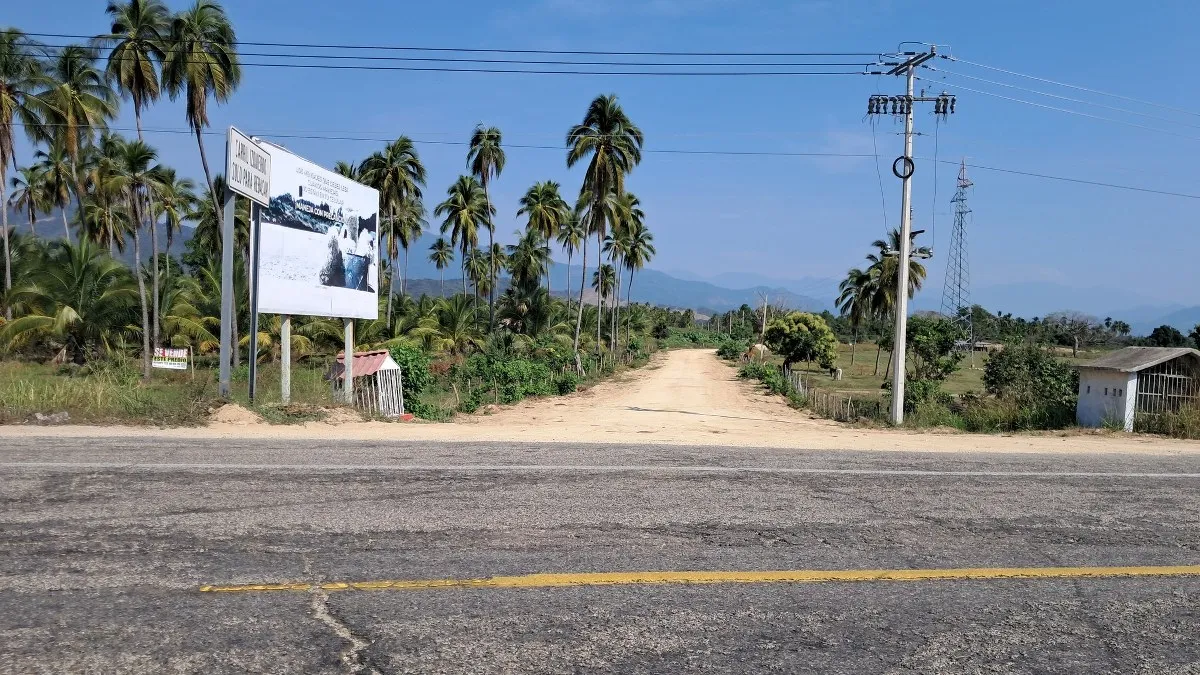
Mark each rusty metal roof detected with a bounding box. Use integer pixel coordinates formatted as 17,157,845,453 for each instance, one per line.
330,349,398,380
1076,347,1200,373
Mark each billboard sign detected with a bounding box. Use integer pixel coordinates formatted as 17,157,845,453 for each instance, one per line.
225,127,271,206
151,347,189,370
255,143,380,319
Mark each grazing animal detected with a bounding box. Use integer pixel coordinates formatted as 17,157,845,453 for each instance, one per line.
745,343,770,362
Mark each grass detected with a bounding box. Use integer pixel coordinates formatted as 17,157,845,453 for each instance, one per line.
0,358,341,426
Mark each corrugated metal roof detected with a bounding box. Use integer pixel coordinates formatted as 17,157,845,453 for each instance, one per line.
1075,346,1200,373
330,349,398,380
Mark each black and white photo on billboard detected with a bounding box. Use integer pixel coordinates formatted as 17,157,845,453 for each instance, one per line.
255,143,380,319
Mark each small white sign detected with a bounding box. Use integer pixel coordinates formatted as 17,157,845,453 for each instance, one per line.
225,127,272,206
152,347,189,370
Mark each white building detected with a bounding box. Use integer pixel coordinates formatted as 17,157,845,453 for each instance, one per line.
1075,347,1200,431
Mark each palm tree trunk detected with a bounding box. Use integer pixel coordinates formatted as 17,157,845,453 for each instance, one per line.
148,196,161,348
874,341,882,376
402,244,410,297
595,231,602,358
194,127,220,228
625,267,635,344
439,269,444,297
386,209,395,329
611,264,620,353
850,327,857,365
572,237,588,367
61,206,71,241
565,250,573,311
1,163,10,320
461,252,467,295
482,180,496,330
130,195,151,381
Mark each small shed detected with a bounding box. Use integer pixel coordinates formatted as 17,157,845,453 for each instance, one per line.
1075,347,1200,431
330,349,405,418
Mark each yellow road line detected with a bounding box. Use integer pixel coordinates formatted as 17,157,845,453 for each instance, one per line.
198,565,1200,594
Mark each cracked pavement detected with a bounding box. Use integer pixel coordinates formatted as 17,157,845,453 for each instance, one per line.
2,437,1200,673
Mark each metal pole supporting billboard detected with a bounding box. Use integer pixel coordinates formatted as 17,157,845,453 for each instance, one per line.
247,203,262,403
280,315,291,403
218,191,236,398
343,318,355,404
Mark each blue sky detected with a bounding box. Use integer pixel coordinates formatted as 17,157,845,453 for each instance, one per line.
8,0,1199,308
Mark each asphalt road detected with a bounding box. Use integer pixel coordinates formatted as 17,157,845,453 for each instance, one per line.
2,437,1200,674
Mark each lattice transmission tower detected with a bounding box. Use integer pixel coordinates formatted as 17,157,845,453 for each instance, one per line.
940,160,974,345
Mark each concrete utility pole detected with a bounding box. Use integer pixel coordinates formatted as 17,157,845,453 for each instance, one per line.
218,191,236,398
866,45,956,424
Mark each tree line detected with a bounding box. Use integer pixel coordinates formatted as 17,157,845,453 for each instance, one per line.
0,1,660,377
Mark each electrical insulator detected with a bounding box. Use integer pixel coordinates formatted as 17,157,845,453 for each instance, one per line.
867,98,875,115
949,97,956,114
934,98,943,115
889,97,898,114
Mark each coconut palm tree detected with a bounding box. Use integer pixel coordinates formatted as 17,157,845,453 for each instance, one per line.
0,29,50,320
606,192,642,350
359,136,426,322
0,238,138,363
79,132,131,253
423,294,481,355
102,0,169,140
622,221,654,342
113,137,162,378
9,166,50,238
163,0,240,231
333,160,360,180
516,180,568,294
865,228,928,376
836,266,873,366
463,247,488,311
32,141,75,241
149,165,196,338
428,237,454,297
603,230,631,351
506,228,550,291
592,263,617,347
566,94,642,359
435,175,489,295
555,209,585,309
38,45,119,235
467,125,504,327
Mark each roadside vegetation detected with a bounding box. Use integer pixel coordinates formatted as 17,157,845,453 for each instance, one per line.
0,4,687,425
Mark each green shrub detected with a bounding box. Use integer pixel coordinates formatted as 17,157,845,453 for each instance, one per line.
982,344,1077,428
555,371,581,395
717,338,750,361
388,345,432,400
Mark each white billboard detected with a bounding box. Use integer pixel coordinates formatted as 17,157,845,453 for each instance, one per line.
255,144,380,320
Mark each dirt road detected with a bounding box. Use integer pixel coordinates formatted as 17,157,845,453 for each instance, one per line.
5,349,1199,454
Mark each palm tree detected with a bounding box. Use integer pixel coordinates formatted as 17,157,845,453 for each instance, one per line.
0,29,50,321
592,263,617,347
359,136,426,323
33,142,75,240
9,166,50,238
163,0,240,232
464,247,488,311
606,192,642,350
38,45,119,236
435,175,489,295
149,166,196,335
555,209,585,309
333,160,360,180
467,125,504,327
865,227,928,376
836,267,872,366
114,137,161,378
0,238,138,363
102,0,169,140
428,237,454,297
516,180,568,294
506,228,551,291
622,221,655,342
423,295,481,355
603,231,630,351
79,132,130,253
567,94,643,359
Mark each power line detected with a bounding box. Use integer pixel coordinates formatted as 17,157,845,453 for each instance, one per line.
17,123,1199,199
29,32,881,57
924,66,1200,130
943,55,1200,119
915,75,1200,141
36,43,874,68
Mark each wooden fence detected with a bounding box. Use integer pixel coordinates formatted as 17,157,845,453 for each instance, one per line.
780,365,885,423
